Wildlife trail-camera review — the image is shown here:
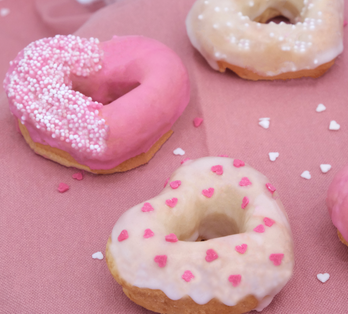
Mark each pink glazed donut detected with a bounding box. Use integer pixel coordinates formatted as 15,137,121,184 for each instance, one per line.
327,165,348,246
3,35,190,174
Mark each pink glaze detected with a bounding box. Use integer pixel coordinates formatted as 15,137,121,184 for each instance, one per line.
182,270,195,282
254,225,265,233
144,229,154,238
233,159,245,167
269,254,284,266
72,172,84,180
228,275,241,287
141,202,154,212
165,198,178,208
205,249,218,262
154,255,167,268
266,183,276,193
264,217,275,227
193,117,203,127
165,234,178,242
170,180,181,189
239,177,251,186
211,165,223,175
202,187,214,198
118,230,128,242
327,165,348,242
58,182,69,193
241,196,249,209
4,35,190,170
235,244,248,254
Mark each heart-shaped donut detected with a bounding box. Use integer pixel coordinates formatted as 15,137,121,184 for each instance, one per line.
186,0,344,80
106,157,294,313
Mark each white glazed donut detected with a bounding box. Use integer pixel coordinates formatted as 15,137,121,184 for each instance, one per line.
186,0,344,80
106,157,294,314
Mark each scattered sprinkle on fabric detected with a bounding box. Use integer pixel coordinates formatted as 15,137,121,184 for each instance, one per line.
193,117,203,127
316,104,326,112
0,8,10,17
329,120,340,130
269,152,279,161
320,164,332,173
58,182,69,193
301,171,311,180
259,119,270,129
72,172,84,180
317,273,330,283
92,252,103,260
173,148,185,156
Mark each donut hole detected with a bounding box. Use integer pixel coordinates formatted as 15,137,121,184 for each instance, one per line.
71,74,140,106
243,2,304,25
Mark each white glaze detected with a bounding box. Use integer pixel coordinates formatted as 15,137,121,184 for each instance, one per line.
109,157,294,311
186,0,344,76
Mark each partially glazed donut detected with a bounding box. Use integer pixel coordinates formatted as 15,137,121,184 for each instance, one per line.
106,157,294,314
327,165,348,246
186,0,344,80
3,35,190,173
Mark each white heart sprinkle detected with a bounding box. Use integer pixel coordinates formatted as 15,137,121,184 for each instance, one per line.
173,148,185,156
317,273,330,283
259,117,271,121
92,252,104,260
301,171,311,180
320,164,332,173
269,152,279,161
329,120,340,130
0,8,10,17
259,120,270,129
316,104,326,112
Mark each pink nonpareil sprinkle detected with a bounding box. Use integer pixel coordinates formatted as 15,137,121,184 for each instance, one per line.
211,165,223,175
193,117,203,127
180,158,191,164
143,229,154,238
170,180,181,189
241,196,249,209
269,253,284,266
182,270,195,282
165,233,178,243
233,159,245,167
228,274,242,287
264,217,275,227
154,255,167,267
266,183,276,193
72,172,83,180
141,202,154,212
218,154,228,157
253,224,265,233
239,177,251,186
205,249,218,262
58,182,69,193
118,230,128,242
235,244,247,254
164,177,169,187
202,187,214,198
166,198,178,208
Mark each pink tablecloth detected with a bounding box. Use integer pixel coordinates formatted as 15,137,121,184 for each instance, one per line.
1,0,348,313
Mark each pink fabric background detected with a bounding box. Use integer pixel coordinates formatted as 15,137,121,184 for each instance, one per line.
1,0,348,313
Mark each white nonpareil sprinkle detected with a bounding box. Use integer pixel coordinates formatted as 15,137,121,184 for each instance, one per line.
320,164,331,173
92,251,104,260
269,152,279,161
259,118,270,129
173,148,185,156
0,8,10,16
316,104,326,112
329,121,340,130
301,171,311,180
317,273,330,283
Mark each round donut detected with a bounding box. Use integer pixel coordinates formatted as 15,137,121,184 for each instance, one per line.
106,157,294,314
3,35,190,174
186,0,344,80
327,165,348,247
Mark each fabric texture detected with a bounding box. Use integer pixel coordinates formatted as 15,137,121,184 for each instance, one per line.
0,0,348,313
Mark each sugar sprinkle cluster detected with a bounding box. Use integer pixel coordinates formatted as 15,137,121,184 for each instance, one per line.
4,35,108,157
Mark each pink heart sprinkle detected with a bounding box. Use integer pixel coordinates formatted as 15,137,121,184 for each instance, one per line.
205,249,218,262
241,196,249,209
170,180,181,189
253,224,265,233
264,217,275,227
164,178,169,187
344,20,348,27
193,117,203,127
266,183,276,193
235,244,248,254
233,159,245,167
118,230,128,242
144,229,154,238
239,177,251,186
182,270,195,282
166,198,178,208
202,187,214,198
181,158,191,164
72,172,83,180
165,233,178,242
58,183,69,193
154,255,167,267
228,274,242,287
269,253,284,266
211,165,223,175
218,154,229,157
141,202,154,212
